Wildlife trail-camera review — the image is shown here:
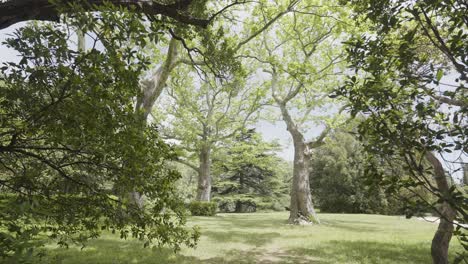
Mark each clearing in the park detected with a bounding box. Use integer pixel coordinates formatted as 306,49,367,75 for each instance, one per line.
37,213,461,264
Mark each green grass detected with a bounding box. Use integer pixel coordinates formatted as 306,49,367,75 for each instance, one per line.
33,212,462,264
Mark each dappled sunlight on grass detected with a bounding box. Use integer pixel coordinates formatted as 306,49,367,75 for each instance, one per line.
34,212,462,264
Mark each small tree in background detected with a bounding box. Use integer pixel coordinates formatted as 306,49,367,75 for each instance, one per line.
212,129,289,213
155,64,266,202
310,130,436,215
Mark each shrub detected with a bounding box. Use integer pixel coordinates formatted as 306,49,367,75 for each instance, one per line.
188,201,217,216
234,199,256,213
212,197,236,213
212,197,258,213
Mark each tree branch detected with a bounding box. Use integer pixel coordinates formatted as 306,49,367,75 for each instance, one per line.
234,0,299,51
431,94,467,107
174,158,199,172
137,36,180,119
0,0,211,30
306,125,331,149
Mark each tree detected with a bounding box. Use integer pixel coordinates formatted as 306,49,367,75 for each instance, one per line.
336,0,467,263
120,0,248,207
132,0,304,205
310,131,386,213
155,65,265,201
0,10,200,261
242,0,348,224
310,129,435,215
212,129,289,212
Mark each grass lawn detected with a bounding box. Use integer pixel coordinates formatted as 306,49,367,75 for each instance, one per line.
34,212,462,264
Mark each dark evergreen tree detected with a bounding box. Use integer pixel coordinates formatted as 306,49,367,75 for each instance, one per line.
212,129,289,212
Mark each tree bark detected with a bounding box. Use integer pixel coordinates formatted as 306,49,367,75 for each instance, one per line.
425,152,456,264
463,163,468,186
129,191,145,209
287,130,320,224
276,102,319,224
269,67,320,225
136,37,180,120
196,143,211,201
0,0,210,30
127,38,180,207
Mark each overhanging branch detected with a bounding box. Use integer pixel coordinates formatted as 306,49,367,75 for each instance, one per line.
0,0,211,30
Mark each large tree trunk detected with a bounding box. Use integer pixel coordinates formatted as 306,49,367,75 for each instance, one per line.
276,101,319,224
136,37,179,120
288,134,320,224
196,144,211,201
425,152,456,264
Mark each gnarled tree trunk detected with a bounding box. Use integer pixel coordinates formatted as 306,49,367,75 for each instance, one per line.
196,144,211,201
269,65,322,225
288,138,319,224
425,152,456,264
276,101,319,224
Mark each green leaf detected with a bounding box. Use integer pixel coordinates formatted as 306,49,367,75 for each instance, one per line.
436,69,443,82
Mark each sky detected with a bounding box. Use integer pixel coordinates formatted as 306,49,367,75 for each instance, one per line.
0,24,22,63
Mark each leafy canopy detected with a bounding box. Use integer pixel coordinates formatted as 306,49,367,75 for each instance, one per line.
0,6,199,260
335,0,467,258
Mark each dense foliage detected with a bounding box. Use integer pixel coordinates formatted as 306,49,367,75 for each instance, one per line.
310,130,436,215
310,132,392,214
1,0,466,263
188,201,218,216
0,11,198,261
335,0,467,262
212,130,289,213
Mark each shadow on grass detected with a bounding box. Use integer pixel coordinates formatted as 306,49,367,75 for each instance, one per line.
202,230,281,247
193,215,288,229
226,218,288,229
287,240,431,264
321,219,380,233
36,238,432,264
